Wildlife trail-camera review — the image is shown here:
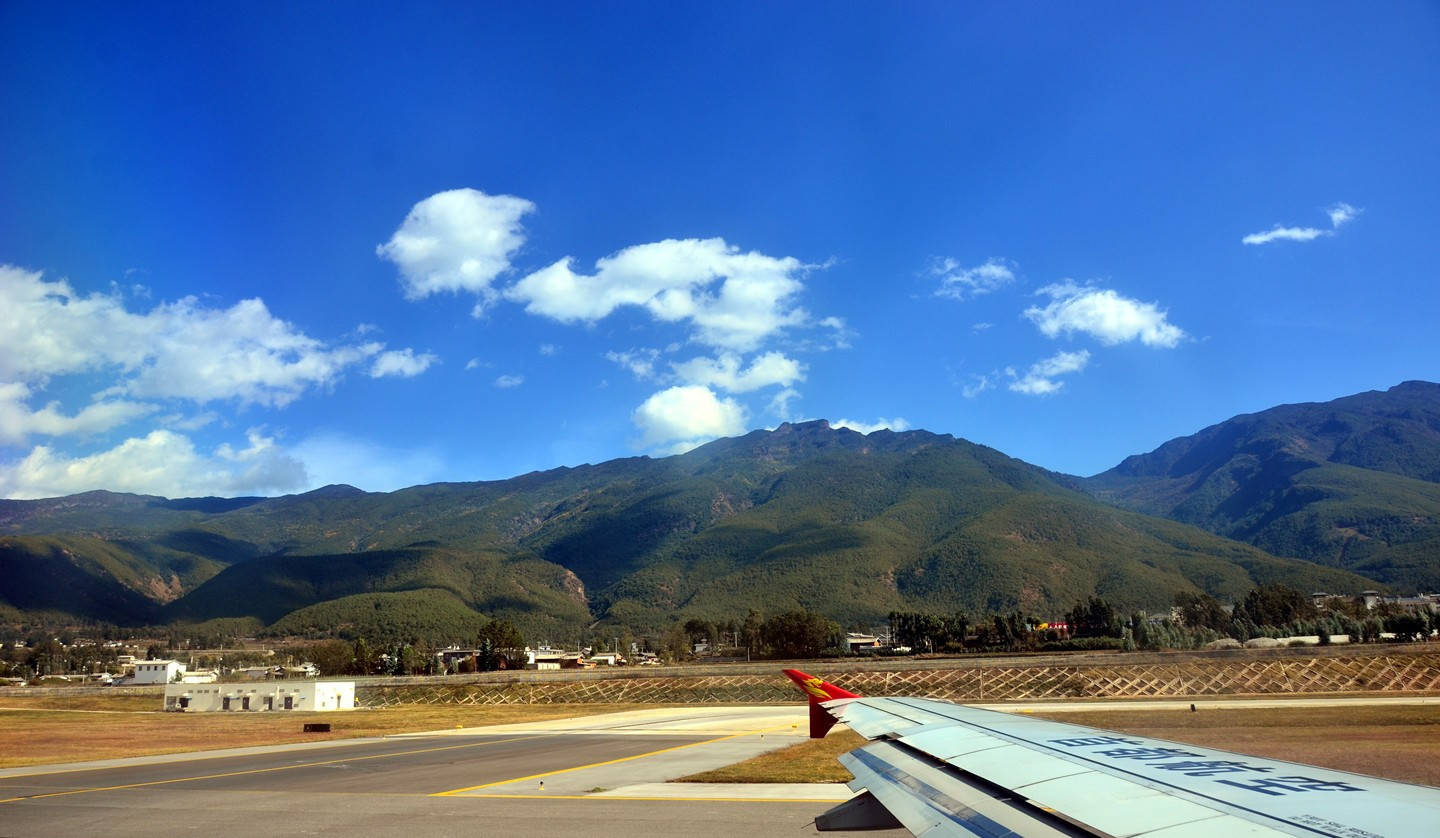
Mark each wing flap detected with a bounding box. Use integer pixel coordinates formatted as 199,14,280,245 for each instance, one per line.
825,697,958,739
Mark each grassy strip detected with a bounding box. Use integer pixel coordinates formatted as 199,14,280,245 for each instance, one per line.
677,730,863,784
0,696,668,769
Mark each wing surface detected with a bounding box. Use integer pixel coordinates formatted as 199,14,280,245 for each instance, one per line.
784,669,1440,838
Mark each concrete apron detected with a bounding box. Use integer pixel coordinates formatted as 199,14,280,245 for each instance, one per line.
430,705,853,802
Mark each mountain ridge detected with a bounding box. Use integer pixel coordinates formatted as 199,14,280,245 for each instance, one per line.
1083,380,1440,590
5,389,1432,641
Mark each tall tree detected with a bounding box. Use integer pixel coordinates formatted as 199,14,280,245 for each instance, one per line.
1174,591,1231,632
761,610,840,659
1067,597,1120,638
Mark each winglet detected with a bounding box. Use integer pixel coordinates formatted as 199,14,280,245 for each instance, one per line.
783,669,859,739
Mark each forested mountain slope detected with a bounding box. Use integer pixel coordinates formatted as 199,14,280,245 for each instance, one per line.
1084,381,1440,590
2,420,1379,637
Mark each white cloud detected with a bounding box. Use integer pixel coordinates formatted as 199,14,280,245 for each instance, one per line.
369,348,438,378
813,315,854,350
538,343,559,356
1327,202,1360,228
119,300,384,405
632,385,746,449
1243,201,1361,245
506,238,811,351
961,375,993,399
931,257,1016,300
0,428,307,499
494,374,524,388
768,387,801,421
0,382,155,445
376,188,535,306
1009,350,1090,395
831,417,911,434
1024,282,1185,348
0,265,423,408
606,348,661,380
1241,225,1328,245
971,322,993,333
158,411,219,432
670,352,805,393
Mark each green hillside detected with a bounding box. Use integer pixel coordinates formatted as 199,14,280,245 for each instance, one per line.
264,589,493,646
0,535,221,623
162,545,589,639
0,419,1386,639
1085,381,1440,590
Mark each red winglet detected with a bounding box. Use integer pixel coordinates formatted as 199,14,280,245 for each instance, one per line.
783,669,860,739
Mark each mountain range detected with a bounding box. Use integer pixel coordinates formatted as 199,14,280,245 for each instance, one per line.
2,381,1437,642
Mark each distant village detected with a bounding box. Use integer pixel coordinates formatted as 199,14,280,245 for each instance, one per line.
3,588,1437,691
0,641,671,689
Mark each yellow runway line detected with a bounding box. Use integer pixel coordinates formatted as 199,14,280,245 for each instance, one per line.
431,724,797,797
0,735,542,805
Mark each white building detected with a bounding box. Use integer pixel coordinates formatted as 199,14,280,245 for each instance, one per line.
164,681,355,713
525,646,566,670
180,669,218,684
845,633,881,653
132,660,186,684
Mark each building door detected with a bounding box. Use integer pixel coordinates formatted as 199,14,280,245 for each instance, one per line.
265,696,273,710
242,696,250,710
179,697,190,710
222,697,231,711
284,695,293,710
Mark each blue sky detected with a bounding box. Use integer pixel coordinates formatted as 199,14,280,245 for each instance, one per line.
2,2,1437,499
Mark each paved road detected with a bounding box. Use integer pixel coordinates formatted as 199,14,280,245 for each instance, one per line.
0,707,885,838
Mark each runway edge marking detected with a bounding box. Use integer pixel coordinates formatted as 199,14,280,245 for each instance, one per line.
430,723,797,797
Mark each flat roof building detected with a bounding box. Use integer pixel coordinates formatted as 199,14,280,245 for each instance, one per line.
164,681,355,713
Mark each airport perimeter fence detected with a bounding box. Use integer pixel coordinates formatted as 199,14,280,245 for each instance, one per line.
355,649,1440,708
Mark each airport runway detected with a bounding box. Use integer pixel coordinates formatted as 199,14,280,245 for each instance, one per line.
0,706,889,837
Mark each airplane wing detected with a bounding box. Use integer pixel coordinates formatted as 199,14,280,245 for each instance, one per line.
783,668,1440,837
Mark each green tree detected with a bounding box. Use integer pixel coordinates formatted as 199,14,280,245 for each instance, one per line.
682,618,717,649
299,640,352,676
1066,597,1120,638
350,637,372,676
760,610,840,659
477,619,525,654
1235,584,1315,628
1384,612,1427,642
1174,591,1231,632
740,609,764,659
659,623,692,662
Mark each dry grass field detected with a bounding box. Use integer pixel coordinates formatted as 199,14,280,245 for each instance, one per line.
681,703,1440,787
0,695,661,769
